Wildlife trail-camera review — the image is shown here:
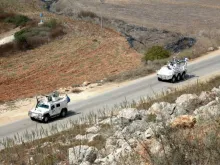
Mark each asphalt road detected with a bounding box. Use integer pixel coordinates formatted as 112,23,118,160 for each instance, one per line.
1,53,220,145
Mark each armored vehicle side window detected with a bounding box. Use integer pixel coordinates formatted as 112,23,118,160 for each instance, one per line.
51,105,55,110
56,104,60,107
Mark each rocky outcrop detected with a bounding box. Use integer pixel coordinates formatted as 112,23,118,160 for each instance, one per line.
68,86,220,165
69,146,98,165
117,108,142,121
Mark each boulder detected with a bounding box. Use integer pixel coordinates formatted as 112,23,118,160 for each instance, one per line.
212,87,220,95
148,102,176,121
175,94,201,113
82,81,91,87
75,134,101,142
194,103,220,120
99,116,131,127
171,115,196,129
105,137,117,154
145,127,154,139
86,126,101,134
199,91,215,104
208,47,214,51
117,108,142,121
121,120,149,139
79,161,91,165
88,83,99,88
148,102,176,115
69,145,98,164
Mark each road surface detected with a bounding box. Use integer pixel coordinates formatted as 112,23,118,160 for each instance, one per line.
1,52,220,145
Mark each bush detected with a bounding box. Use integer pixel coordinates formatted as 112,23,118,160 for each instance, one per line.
49,26,65,38
0,42,15,56
44,18,57,29
144,46,170,61
78,10,98,18
14,27,50,50
146,113,157,123
4,14,29,27
14,29,28,42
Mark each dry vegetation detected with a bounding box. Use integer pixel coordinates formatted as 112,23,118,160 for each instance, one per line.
0,22,141,101
1,0,220,102
1,76,220,164
0,0,141,102
53,0,220,55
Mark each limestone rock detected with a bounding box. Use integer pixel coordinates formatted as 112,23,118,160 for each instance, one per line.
86,126,101,134
69,145,98,164
117,108,142,121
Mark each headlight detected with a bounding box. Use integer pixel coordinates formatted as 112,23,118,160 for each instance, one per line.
38,114,43,118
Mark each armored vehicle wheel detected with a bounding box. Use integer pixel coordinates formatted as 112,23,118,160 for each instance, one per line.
171,76,176,83
60,109,67,118
158,77,162,81
181,72,186,80
43,115,50,123
177,74,181,81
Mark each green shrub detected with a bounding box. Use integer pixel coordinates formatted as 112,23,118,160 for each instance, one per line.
4,15,29,27
144,46,170,61
78,10,98,18
44,19,57,29
146,113,157,123
14,29,28,42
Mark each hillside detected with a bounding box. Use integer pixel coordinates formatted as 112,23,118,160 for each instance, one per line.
51,0,220,54
0,0,141,102
1,75,220,164
51,0,220,34
0,0,219,102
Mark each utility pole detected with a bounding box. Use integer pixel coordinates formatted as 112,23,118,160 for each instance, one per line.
100,0,105,29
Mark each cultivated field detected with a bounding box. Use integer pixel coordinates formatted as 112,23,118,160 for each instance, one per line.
52,0,220,35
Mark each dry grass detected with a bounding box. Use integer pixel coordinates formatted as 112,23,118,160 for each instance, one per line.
1,0,219,102
0,1,141,102
66,0,220,34
1,75,220,164
0,19,141,101
0,120,110,164
136,76,220,110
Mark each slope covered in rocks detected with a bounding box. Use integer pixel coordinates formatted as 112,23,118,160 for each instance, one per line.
1,77,220,165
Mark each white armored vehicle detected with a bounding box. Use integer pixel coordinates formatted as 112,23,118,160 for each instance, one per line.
157,57,188,83
28,92,70,123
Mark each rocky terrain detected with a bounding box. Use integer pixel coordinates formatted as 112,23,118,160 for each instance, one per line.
67,87,220,165
1,78,220,165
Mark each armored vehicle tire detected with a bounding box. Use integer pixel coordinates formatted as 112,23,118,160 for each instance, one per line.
158,77,162,81
171,76,176,83
60,109,67,118
30,117,35,121
181,72,186,80
177,74,181,82
43,115,50,123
